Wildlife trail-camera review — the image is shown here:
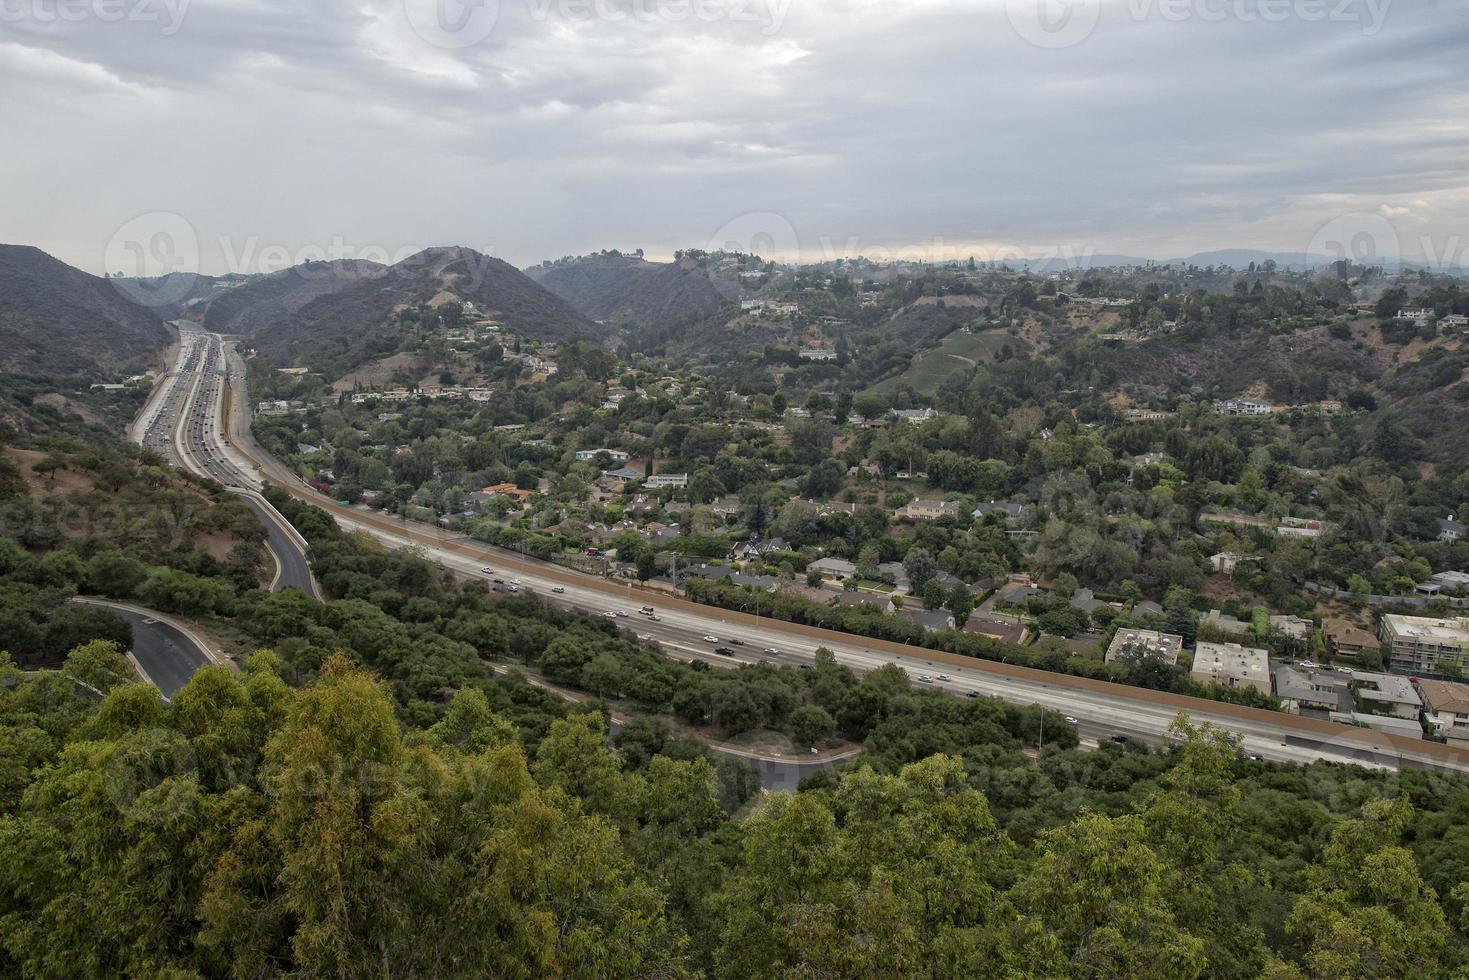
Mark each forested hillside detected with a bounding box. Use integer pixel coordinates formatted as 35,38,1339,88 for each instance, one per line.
0,455,1465,976
0,245,169,376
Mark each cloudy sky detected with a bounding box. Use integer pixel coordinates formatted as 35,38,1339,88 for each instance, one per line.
3,0,1467,276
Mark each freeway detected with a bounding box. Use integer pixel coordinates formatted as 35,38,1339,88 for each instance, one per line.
132,328,320,598
73,598,214,699
181,331,1469,776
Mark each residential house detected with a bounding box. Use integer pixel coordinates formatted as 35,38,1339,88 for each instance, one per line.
798,348,838,361
1429,571,1469,594
1276,517,1325,540
1210,552,1260,575
1070,588,1108,615
1000,585,1042,607
1105,628,1183,665
964,617,1027,645
1323,619,1379,660
1214,398,1273,416
1441,517,1466,543
892,408,936,424
1396,307,1436,325
645,473,689,489
830,592,893,613
898,498,961,521
1269,614,1313,642
899,606,956,632
1415,679,1469,742
1273,665,1352,715
972,501,1025,523
809,557,858,581
1200,609,1252,640
1190,642,1273,697
1132,600,1164,617
1351,671,1422,720
710,494,742,518
482,482,534,503
600,467,645,491
576,448,630,463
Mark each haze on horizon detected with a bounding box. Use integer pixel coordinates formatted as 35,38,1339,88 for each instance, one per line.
3,0,1467,277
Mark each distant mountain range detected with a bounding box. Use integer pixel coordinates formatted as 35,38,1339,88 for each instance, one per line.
0,244,170,377
984,249,1465,274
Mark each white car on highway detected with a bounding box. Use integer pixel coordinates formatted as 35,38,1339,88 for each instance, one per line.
703,635,718,643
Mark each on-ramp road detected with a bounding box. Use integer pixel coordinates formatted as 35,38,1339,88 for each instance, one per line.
73,598,214,699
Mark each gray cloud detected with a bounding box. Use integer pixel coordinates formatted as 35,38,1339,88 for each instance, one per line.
2,0,1466,274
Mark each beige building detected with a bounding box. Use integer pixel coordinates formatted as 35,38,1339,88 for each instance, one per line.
1105,628,1183,666
1190,641,1272,697
1379,615,1469,674
1415,679,1469,742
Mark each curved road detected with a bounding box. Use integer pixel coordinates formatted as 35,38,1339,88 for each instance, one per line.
74,599,213,699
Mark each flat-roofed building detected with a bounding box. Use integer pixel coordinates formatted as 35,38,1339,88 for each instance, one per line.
1351,671,1423,720
1379,615,1469,674
1190,641,1272,697
1105,628,1183,665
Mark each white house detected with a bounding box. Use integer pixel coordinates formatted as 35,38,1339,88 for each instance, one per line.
645,473,688,489
576,449,629,463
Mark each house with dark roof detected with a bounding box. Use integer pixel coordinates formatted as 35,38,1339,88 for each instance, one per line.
899,606,956,632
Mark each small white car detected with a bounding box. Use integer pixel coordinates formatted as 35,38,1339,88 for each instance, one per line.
937,673,952,681
481,566,494,573
1064,716,1078,725
763,647,779,655
703,635,718,643
551,586,566,594
604,611,618,618
918,674,934,683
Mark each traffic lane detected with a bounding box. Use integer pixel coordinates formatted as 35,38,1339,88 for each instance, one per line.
170,344,317,597
80,602,211,698
237,493,315,594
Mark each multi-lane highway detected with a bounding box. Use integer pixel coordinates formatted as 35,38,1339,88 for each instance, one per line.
133,328,319,597
153,329,1469,777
